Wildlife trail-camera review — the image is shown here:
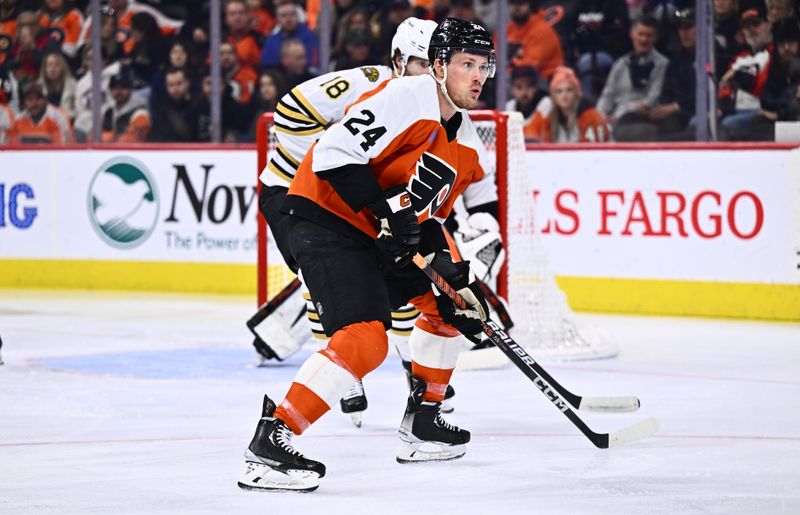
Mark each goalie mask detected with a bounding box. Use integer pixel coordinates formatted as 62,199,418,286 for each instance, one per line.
391,17,438,77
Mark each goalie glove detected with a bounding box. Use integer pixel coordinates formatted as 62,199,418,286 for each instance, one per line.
428,252,489,344
453,212,505,286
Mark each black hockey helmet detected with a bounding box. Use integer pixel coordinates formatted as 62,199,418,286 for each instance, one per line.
428,18,496,76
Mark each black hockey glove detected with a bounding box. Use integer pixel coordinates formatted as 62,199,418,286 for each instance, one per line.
429,252,489,345
369,186,421,268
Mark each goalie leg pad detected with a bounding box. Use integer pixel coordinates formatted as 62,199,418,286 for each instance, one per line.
251,285,313,361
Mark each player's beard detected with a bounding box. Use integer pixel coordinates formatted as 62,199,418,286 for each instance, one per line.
449,85,481,110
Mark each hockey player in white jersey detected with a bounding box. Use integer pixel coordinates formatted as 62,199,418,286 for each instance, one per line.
238,18,498,493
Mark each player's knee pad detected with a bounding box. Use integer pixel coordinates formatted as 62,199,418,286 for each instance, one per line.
325,320,388,379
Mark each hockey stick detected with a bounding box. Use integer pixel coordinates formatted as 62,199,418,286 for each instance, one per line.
247,278,302,361
472,281,637,411
413,254,659,448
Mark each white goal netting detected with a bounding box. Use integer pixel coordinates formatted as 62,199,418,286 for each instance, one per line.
472,111,617,360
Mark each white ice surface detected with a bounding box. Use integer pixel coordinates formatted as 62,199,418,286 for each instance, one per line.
1,290,798,515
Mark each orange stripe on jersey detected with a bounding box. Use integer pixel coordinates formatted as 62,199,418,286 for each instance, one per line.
411,362,455,402
275,383,328,435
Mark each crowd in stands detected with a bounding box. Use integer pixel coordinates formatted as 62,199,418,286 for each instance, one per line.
0,0,798,145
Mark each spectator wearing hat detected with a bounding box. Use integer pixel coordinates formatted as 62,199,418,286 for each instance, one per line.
756,17,800,134
650,8,698,140
38,0,84,58
506,0,564,80
506,65,549,124
8,82,72,143
332,28,375,71
525,65,609,143
597,15,668,141
101,70,149,142
719,1,774,140
224,0,263,70
261,0,319,70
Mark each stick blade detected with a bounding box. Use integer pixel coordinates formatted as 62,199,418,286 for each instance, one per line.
579,396,641,413
608,417,660,447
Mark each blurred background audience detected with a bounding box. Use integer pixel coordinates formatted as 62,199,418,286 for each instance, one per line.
0,0,797,144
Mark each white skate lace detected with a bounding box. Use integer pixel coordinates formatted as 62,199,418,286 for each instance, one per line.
342,380,365,400
435,411,458,432
275,423,302,457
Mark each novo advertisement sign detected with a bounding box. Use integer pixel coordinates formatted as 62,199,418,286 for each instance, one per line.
0,150,260,263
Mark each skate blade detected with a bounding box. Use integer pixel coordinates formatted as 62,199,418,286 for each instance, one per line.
238,460,320,492
349,411,363,428
396,441,467,464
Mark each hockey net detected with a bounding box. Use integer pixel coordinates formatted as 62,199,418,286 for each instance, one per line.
257,110,617,361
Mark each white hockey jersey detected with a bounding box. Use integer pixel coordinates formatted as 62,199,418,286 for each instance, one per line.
260,65,393,187
286,74,486,239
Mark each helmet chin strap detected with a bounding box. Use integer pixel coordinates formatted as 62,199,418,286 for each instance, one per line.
430,62,461,114
393,58,406,78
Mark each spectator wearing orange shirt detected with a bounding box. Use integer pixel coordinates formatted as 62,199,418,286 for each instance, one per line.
101,70,149,142
507,0,564,80
0,0,18,40
247,0,276,36
525,66,609,143
225,0,263,70
9,82,72,143
221,40,257,103
38,0,84,58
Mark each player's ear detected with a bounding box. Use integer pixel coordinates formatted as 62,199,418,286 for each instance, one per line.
433,58,445,80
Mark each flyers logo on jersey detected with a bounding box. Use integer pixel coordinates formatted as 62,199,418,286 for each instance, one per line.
408,152,456,219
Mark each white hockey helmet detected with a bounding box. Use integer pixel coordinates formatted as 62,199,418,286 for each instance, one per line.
391,17,438,76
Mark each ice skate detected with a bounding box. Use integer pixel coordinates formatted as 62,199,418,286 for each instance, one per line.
402,360,455,413
397,376,470,463
238,395,326,492
340,380,367,428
